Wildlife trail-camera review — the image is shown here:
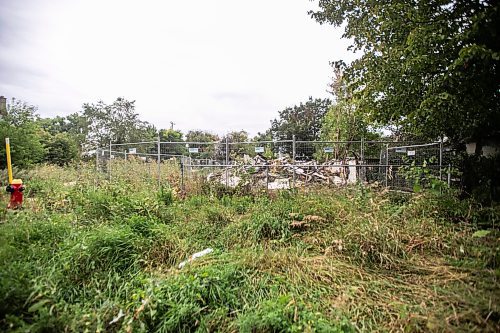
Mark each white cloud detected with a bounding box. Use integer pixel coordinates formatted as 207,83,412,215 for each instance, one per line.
0,0,355,136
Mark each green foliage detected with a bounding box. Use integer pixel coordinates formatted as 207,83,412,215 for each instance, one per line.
271,97,331,142
0,100,45,169
320,68,380,145
158,185,175,206
250,211,291,241
321,101,362,141
252,129,272,142
159,128,183,142
159,129,187,156
61,226,142,283
0,165,499,332
81,97,157,149
460,153,500,203
43,133,79,166
238,295,353,333
184,130,221,159
185,130,219,143
311,1,500,143
399,158,447,193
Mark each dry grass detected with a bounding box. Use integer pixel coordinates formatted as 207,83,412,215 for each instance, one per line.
0,163,498,332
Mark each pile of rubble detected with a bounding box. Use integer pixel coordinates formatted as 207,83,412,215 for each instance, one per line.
206,155,358,189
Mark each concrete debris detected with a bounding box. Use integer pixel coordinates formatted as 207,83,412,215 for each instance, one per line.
178,248,214,269
206,156,358,188
109,309,125,325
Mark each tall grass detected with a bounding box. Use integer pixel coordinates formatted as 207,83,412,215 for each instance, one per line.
0,163,498,332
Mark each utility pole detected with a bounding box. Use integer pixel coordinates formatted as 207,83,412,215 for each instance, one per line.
170,121,175,130
0,96,7,118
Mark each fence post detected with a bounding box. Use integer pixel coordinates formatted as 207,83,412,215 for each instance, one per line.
96,148,99,172
447,163,451,187
439,138,443,181
180,160,184,192
266,165,269,191
157,134,161,188
108,141,112,180
225,137,229,187
292,135,296,188
360,137,365,182
385,144,389,187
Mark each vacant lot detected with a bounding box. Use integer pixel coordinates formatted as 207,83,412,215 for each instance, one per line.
0,164,498,332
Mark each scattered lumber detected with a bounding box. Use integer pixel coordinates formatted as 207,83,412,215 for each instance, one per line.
206,155,358,188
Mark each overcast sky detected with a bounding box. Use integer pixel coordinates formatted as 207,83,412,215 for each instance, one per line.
0,0,354,136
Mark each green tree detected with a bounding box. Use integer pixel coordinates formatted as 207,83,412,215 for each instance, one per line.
159,129,185,156
270,97,331,142
37,114,87,158
185,131,220,160
310,0,500,146
321,68,382,141
0,100,45,169
321,68,367,142
223,130,249,143
252,130,272,142
81,97,157,149
43,133,79,166
159,129,183,142
38,116,73,136
38,114,86,144
185,130,219,143
222,130,252,159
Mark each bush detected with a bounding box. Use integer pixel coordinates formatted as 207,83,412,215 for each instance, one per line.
43,133,79,166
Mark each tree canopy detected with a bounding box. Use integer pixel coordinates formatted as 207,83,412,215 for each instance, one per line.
185,130,219,143
311,0,500,144
0,100,45,168
81,98,157,149
159,129,183,142
270,97,331,141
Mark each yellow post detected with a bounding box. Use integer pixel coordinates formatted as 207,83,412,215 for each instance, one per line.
5,138,13,184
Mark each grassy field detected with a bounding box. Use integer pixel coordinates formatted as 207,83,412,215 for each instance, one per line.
0,163,499,332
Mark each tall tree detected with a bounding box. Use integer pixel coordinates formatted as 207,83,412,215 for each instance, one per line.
185,130,220,160
221,130,252,159
185,130,219,143
222,130,249,143
270,97,331,141
252,130,272,142
311,0,500,146
159,128,185,156
0,99,45,169
159,128,183,142
321,68,365,142
81,97,157,149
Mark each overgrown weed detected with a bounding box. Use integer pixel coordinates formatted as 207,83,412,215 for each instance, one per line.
0,164,498,332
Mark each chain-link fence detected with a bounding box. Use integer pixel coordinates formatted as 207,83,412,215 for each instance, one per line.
96,138,451,193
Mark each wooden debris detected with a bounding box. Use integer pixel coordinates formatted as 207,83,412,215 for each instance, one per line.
205,156,358,188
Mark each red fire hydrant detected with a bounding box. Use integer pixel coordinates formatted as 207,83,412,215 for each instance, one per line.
6,179,24,209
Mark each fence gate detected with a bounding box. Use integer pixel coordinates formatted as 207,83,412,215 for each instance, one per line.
383,142,442,191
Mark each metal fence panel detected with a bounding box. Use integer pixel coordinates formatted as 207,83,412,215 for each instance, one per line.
96,138,447,194
386,142,442,191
